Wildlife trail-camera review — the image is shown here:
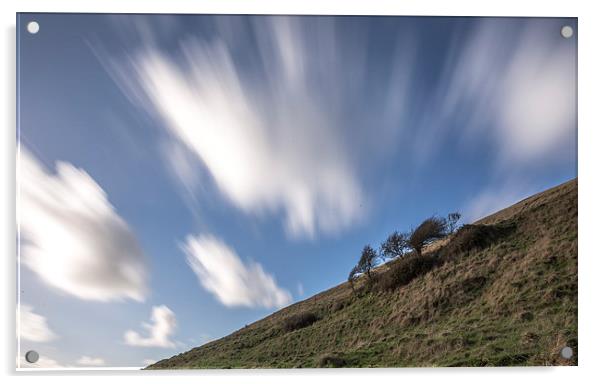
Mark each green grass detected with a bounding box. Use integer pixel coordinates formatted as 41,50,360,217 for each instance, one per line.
148,179,577,369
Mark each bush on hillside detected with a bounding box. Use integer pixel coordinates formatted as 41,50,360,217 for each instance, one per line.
374,254,439,292
441,223,516,260
331,299,348,312
282,311,319,332
316,354,347,368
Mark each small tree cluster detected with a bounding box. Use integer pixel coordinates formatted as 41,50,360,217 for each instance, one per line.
348,212,461,292
380,213,462,260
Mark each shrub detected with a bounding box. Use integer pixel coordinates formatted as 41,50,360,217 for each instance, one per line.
375,254,439,291
282,311,319,332
408,216,448,256
317,354,347,368
331,299,347,312
441,223,516,259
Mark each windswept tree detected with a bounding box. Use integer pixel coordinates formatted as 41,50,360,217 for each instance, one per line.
357,245,378,281
380,231,409,263
408,216,447,256
446,212,462,234
347,265,360,292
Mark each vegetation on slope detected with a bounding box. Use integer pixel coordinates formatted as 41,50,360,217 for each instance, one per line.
148,179,577,368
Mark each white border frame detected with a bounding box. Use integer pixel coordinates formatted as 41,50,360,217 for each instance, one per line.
3,1,601,383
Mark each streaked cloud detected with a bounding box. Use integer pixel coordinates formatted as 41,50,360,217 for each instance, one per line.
420,19,576,167
184,234,292,308
115,17,368,238
76,356,105,366
104,17,575,240
124,305,177,348
494,22,576,164
17,304,57,343
18,149,148,302
422,19,576,218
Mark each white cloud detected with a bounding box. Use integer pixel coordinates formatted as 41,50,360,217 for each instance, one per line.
436,19,576,166
124,18,364,238
17,304,57,343
442,20,576,224
18,149,148,302
496,23,576,163
124,305,177,348
184,234,292,308
101,17,575,242
76,356,105,366
296,282,304,298
142,359,156,366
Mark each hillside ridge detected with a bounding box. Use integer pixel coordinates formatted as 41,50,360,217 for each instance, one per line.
149,178,577,368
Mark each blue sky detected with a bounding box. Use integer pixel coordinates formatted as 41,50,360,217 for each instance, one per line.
16,14,576,368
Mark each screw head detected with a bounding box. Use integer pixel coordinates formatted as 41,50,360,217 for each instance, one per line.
560,25,573,39
26,21,40,34
25,350,39,363
560,346,573,359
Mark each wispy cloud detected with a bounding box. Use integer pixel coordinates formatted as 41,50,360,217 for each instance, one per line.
419,19,576,167
296,282,305,298
17,304,57,343
494,22,576,165
76,356,105,366
124,305,177,348
184,234,292,309
102,16,575,238
18,149,148,302
427,19,576,218
111,17,368,239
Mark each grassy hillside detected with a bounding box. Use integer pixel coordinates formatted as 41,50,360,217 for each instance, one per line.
149,179,577,368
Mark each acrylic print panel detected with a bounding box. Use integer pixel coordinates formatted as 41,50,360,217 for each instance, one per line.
16,13,577,369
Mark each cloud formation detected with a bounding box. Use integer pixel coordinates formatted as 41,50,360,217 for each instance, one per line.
18,304,57,343
105,16,575,238
440,20,577,219
184,234,292,308
18,149,148,302
420,19,576,166
76,356,105,366
121,17,365,238
124,305,177,348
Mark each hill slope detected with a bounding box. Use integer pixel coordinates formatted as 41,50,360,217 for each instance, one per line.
149,179,577,368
